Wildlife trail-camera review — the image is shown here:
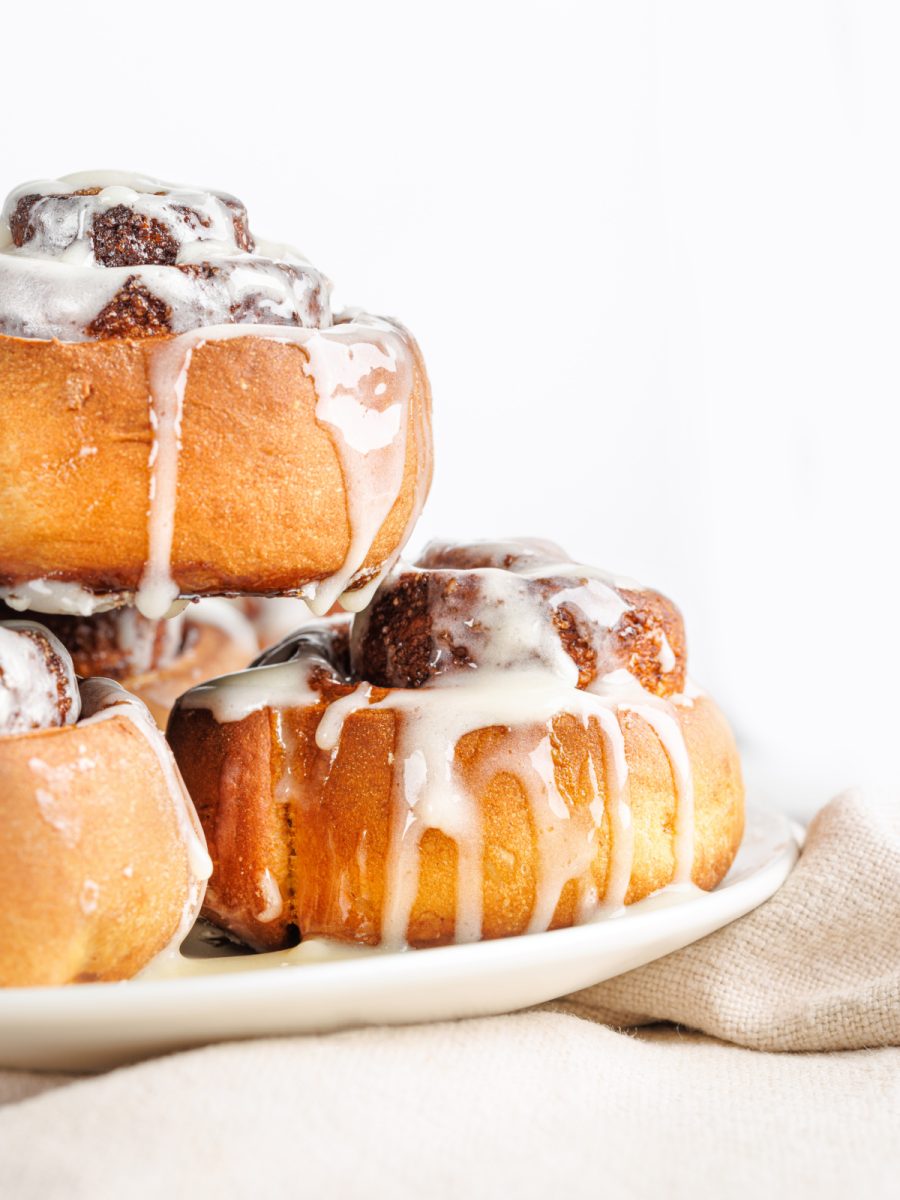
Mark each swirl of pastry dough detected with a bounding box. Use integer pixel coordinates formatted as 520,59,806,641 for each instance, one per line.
351,539,686,697
0,171,330,340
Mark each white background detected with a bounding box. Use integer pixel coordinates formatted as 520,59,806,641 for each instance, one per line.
3,1,898,814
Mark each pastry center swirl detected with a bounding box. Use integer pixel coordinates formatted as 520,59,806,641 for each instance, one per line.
0,171,331,341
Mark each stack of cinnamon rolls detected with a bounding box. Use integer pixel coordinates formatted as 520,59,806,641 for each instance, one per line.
0,172,742,986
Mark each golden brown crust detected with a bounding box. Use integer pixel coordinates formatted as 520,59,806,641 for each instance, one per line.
0,330,432,596
0,711,197,985
168,694,744,951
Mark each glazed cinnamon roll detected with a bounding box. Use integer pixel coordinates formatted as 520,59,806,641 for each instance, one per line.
0,171,432,621
167,539,744,952
0,621,211,985
0,599,259,727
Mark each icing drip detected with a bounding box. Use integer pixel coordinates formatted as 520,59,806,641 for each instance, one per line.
310,674,691,946
131,313,418,622
0,579,132,617
316,683,488,948
136,338,193,619
272,708,304,806
521,731,591,932
297,319,415,614
114,607,171,673
589,707,633,911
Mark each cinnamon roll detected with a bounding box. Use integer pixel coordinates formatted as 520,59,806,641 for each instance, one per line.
0,621,211,985
0,171,432,621
167,539,744,952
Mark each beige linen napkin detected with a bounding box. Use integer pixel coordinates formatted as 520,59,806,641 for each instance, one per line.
559,789,900,1051
0,789,897,1198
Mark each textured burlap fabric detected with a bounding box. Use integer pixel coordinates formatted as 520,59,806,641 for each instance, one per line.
557,789,900,1051
0,789,897,1197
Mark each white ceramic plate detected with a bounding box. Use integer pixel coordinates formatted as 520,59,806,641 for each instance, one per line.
0,806,799,1072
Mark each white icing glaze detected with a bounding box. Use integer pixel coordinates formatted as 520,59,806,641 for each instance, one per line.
130,312,419,621
658,630,677,674
136,335,193,618
1,170,242,258
299,321,414,614
0,171,330,340
0,579,129,616
111,607,189,675
0,620,80,733
420,537,645,593
625,703,695,883
584,705,633,913
181,658,325,722
182,658,694,949
272,708,303,808
444,569,582,683
0,580,193,620
114,607,158,671
256,869,284,923
311,671,691,948
0,251,330,341
348,546,669,694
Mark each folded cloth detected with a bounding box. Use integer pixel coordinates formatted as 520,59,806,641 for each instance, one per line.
555,789,900,1051
0,1020,898,1199
0,790,897,1199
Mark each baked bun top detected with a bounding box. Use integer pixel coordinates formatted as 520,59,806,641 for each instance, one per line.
350,538,686,697
211,537,689,721
0,171,330,341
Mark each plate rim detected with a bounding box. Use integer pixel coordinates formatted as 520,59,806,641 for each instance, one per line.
0,804,800,1019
